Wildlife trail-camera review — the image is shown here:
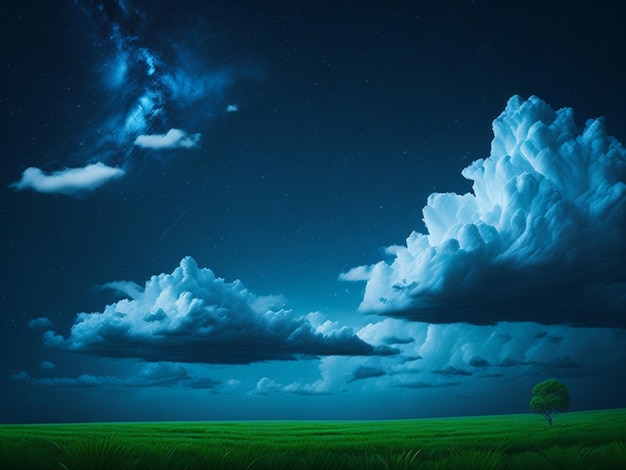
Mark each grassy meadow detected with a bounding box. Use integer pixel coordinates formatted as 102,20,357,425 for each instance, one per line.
0,408,624,469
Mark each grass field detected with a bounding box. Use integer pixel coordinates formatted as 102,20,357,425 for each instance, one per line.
1,408,624,469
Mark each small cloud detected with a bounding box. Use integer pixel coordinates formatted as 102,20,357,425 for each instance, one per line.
497,357,523,368
133,128,201,149
550,356,583,369
251,377,282,395
28,317,54,330
382,335,415,345
432,366,473,376
46,374,116,388
348,366,387,383
396,381,460,389
226,104,239,113
188,377,222,389
469,356,490,368
282,384,331,396
9,371,31,381
40,361,56,370
404,355,422,362
547,335,564,345
479,373,505,379
129,363,190,387
11,163,125,195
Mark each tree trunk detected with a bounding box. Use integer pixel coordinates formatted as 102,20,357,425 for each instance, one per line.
544,413,553,426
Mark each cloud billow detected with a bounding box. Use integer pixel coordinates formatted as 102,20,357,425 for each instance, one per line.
341,95,626,327
44,257,387,364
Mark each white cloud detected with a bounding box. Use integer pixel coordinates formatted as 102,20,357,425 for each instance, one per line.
133,128,201,149
251,377,283,395
226,104,239,113
11,163,125,195
44,257,386,364
342,95,626,327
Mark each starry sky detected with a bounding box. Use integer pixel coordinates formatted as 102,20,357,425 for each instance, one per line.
1,0,625,423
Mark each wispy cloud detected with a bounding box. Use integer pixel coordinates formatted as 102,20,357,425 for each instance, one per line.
133,128,201,149
10,363,220,389
27,317,54,330
44,257,390,364
341,95,626,327
348,366,387,383
11,163,125,195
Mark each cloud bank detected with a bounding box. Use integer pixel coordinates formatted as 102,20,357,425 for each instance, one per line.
11,362,220,389
342,95,626,327
11,163,125,195
360,319,626,384
45,257,389,364
254,318,626,396
133,128,201,149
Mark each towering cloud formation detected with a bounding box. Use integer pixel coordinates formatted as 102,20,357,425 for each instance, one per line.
45,257,389,363
342,96,626,327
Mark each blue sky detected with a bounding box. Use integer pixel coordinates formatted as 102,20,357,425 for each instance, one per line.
1,0,625,423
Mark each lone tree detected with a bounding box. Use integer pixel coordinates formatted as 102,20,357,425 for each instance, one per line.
530,378,570,425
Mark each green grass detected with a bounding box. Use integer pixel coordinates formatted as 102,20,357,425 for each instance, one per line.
0,408,624,469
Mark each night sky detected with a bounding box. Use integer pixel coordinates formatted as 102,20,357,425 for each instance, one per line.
1,0,625,423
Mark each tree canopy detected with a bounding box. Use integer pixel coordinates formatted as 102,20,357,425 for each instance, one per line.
529,378,570,425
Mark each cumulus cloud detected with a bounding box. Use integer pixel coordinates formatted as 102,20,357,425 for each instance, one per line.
250,356,355,396
44,257,387,364
133,128,201,149
226,104,239,112
342,95,626,327
11,163,125,195
40,361,56,370
252,377,283,395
